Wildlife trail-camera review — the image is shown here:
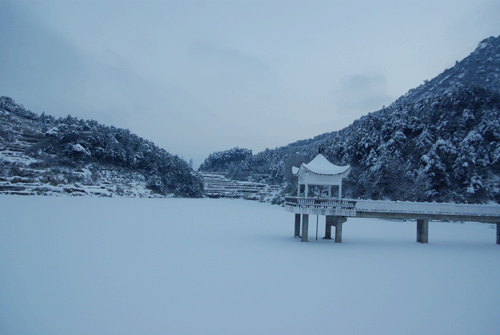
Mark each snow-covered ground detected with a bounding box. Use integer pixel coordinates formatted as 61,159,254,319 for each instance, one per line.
1,196,499,335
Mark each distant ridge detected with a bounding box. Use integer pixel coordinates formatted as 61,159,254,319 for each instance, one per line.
398,35,500,104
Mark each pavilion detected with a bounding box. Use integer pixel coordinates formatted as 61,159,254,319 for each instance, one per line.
289,153,351,242
292,153,350,199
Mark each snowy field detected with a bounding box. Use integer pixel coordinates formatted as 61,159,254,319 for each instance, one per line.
1,196,499,335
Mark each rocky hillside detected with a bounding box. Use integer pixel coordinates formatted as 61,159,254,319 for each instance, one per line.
0,97,204,197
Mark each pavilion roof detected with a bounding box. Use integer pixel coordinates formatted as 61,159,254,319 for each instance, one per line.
292,154,350,176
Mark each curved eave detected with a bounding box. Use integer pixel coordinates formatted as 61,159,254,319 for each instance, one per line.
293,164,351,177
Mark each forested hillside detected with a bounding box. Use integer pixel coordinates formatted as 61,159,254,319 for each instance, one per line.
199,148,252,175
0,97,204,197
200,35,500,204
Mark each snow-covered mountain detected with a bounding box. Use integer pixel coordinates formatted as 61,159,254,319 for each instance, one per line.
201,35,500,204
400,36,500,104
4,34,500,202
0,97,204,198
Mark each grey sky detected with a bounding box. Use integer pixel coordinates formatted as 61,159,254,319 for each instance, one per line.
1,0,500,167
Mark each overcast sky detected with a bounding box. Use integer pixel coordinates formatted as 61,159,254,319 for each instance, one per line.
1,0,500,167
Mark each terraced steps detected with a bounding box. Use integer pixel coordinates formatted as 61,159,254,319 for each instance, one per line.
201,172,282,201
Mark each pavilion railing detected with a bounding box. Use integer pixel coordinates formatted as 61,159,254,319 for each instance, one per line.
284,197,357,216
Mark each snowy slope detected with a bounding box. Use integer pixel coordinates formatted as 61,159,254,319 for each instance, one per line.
1,196,498,335
400,35,500,104
0,141,158,197
0,97,203,198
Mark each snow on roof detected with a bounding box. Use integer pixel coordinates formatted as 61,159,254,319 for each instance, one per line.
294,154,350,176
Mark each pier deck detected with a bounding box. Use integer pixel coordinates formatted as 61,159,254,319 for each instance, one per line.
284,197,500,244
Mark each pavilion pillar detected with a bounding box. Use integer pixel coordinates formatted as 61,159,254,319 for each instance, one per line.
328,186,332,198
294,214,301,238
305,184,309,198
497,223,500,245
417,219,429,243
338,182,342,199
301,214,309,242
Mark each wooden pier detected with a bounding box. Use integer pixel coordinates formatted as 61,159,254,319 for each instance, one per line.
285,197,500,244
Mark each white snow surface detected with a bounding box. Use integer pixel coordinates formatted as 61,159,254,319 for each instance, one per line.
1,196,499,335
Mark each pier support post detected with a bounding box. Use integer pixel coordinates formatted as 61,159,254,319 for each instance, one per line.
324,215,333,240
417,219,429,243
497,223,500,245
335,221,343,243
301,214,309,242
325,216,347,243
294,214,301,238
334,217,347,243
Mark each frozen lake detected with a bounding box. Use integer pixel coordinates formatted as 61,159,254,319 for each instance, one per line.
1,196,499,334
